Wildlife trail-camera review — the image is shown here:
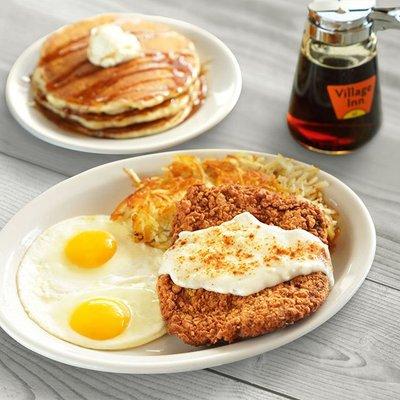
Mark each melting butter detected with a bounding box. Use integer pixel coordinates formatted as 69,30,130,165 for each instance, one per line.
87,24,142,68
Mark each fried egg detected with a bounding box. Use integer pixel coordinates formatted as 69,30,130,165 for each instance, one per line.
160,212,334,296
17,215,166,350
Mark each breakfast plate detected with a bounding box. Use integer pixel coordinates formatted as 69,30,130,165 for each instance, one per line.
5,15,242,154
0,149,375,373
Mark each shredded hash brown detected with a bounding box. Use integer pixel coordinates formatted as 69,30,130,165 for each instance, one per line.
111,154,338,249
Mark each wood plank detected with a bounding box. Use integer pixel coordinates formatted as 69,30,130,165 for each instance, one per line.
0,152,399,399
0,0,399,182
1,0,399,292
215,279,400,400
0,333,286,400
0,154,287,400
1,0,400,398
0,153,65,227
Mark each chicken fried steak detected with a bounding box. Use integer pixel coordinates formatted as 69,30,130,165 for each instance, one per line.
157,184,331,346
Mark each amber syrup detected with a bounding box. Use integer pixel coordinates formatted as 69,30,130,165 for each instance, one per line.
287,52,381,154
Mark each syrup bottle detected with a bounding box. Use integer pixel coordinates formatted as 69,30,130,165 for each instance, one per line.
288,1,400,154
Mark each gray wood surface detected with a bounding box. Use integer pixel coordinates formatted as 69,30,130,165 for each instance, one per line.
1,0,399,399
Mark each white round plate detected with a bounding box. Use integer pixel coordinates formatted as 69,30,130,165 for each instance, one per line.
5,15,242,154
0,150,375,374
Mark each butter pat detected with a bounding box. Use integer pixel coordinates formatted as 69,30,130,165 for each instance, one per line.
87,24,142,68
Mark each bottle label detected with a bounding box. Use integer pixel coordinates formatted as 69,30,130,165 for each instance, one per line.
327,75,376,120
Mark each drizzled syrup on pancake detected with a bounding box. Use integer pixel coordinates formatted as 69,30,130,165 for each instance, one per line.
187,74,207,119
35,101,178,135
40,36,89,65
32,15,206,138
77,53,194,103
34,73,207,137
39,27,198,106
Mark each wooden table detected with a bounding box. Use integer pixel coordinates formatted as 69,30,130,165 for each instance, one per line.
1,0,399,398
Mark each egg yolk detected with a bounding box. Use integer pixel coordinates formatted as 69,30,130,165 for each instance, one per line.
65,230,117,268
70,298,131,340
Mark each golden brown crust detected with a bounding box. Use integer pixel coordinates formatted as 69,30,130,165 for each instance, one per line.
157,272,330,346
157,184,331,346
173,184,329,244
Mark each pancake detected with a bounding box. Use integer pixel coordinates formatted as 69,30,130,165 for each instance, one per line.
32,14,200,114
34,77,203,139
32,80,198,129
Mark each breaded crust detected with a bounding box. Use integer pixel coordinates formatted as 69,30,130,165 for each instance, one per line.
157,184,331,346
173,184,329,244
157,272,330,346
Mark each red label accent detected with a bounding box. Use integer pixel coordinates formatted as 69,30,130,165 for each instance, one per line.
327,76,376,120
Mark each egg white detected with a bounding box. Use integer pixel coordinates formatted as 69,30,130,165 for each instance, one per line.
45,286,165,350
17,215,166,350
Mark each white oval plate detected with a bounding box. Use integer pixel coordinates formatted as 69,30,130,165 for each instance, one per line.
5,15,242,154
0,150,375,374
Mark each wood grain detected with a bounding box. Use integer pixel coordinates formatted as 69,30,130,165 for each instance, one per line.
1,0,400,399
0,145,399,399
0,154,64,228
0,154,286,399
0,333,285,400
215,279,400,400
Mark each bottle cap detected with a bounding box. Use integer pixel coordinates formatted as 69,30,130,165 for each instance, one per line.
307,0,400,45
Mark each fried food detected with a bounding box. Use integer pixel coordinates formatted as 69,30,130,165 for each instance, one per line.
157,272,329,346
112,154,337,249
173,184,329,243
157,184,331,346
111,156,208,248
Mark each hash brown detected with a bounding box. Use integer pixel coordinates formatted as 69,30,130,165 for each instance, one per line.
111,154,337,249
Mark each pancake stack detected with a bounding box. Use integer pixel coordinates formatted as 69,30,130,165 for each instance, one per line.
31,14,206,139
